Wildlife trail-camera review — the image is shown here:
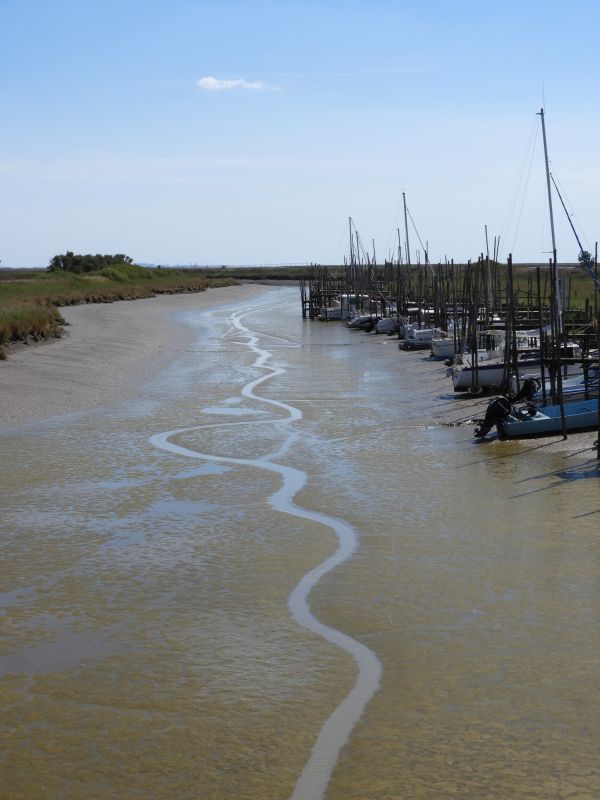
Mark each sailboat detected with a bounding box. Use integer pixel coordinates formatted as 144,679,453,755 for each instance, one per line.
498,397,598,438
449,316,579,393
474,109,600,439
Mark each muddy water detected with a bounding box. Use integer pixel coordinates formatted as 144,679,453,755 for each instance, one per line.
1,286,599,799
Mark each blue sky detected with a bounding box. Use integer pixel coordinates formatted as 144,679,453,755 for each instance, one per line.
2,0,600,267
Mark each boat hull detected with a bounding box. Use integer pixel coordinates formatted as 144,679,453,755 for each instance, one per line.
499,398,599,438
430,339,456,359
453,359,582,393
317,306,343,321
400,327,444,351
452,362,513,392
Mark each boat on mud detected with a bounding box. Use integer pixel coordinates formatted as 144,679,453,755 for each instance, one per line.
346,313,380,331
499,397,599,439
452,341,582,393
474,391,599,440
512,363,599,401
317,304,344,321
399,325,445,350
430,334,458,360
375,317,400,335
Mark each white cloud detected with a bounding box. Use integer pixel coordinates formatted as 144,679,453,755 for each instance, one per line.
197,76,267,91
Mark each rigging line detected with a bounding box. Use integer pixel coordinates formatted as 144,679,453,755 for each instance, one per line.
551,174,600,294
551,172,585,252
335,219,350,263
383,196,405,258
499,117,539,259
500,116,538,240
406,207,427,257
508,122,539,258
355,230,370,264
551,169,592,251
506,118,539,241
406,206,434,275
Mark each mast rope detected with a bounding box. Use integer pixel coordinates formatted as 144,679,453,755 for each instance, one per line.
551,173,600,294
551,170,592,251
499,117,538,260
383,196,405,260
406,207,435,275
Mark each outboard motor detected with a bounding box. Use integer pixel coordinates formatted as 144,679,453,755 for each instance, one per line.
474,396,512,439
511,377,541,403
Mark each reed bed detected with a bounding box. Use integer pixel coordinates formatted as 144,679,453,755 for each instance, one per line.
0,264,237,351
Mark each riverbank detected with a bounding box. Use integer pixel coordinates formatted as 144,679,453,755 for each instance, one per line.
0,263,239,352
0,283,267,427
1,288,597,459
374,339,599,457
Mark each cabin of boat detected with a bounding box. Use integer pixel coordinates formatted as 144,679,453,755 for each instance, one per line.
399,325,445,350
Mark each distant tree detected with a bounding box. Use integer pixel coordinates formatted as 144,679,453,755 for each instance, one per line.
48,252,133,273
114,254,133,264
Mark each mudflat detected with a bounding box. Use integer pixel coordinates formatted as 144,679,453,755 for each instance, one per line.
0,288,597,458
0,284,267,427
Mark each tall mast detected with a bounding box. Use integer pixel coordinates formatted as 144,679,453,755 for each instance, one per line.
348,216,355,267
538,107,562,331
402,192,411,267
538,108,557,253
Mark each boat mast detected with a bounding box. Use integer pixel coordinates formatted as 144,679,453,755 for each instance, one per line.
538,107,562,333
402,192,411,268
538,107,567,437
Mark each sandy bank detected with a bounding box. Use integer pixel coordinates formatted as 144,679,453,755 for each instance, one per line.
0,284,268,427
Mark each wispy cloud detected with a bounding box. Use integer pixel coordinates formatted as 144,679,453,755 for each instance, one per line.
197,76,268,91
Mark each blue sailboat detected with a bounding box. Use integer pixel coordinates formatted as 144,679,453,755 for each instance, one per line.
498,397,599,439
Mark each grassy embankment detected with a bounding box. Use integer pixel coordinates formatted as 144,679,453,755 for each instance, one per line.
0,263,238,358
2,262,596,358
185,265,312,281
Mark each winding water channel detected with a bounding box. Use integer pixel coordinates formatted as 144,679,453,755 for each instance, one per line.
1,286,599,799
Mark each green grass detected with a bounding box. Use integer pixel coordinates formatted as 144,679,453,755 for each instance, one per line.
2,261,597,348
0,263,236,346
180,265,313,280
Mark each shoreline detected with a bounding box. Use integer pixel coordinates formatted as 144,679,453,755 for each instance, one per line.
1,289,597,460
0,283,269,428
383,343,599,457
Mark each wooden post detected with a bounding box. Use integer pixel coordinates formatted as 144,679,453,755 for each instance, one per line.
597,309,600,460
549,254,568,439
536,267,547,403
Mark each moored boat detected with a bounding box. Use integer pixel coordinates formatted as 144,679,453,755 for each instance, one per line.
512,363,599,401
452,342,582,393
375,317,400,334
430,335,458,360
499,397,599,438
346,313,380,330
399,325,444,350
317,304,344,321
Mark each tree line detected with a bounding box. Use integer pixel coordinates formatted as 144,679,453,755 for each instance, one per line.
48,252,133,273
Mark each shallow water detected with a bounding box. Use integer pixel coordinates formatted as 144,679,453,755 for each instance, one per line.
1,286,599,799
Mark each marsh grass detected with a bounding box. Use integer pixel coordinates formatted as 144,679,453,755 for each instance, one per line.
0,304,63,344
0,264,236,347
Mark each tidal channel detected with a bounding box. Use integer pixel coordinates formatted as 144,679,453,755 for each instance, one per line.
1,286,599,799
